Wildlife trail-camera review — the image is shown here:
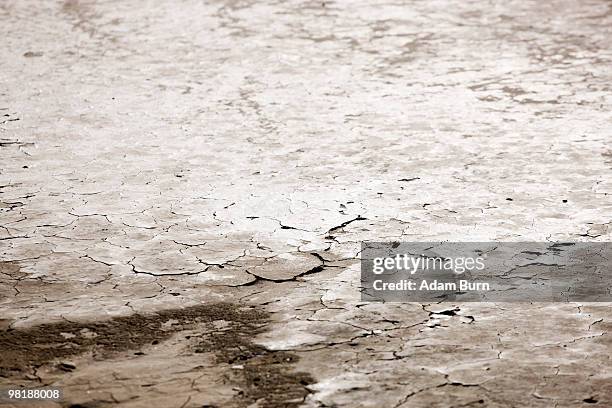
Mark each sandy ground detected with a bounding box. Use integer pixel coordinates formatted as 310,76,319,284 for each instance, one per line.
1,0,612,407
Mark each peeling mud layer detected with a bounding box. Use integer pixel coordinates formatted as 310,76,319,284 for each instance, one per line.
1,0,612,407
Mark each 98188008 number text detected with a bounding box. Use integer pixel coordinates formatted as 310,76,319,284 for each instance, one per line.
1,387,63,401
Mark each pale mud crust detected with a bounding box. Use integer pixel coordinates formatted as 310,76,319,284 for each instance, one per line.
1,0,612,407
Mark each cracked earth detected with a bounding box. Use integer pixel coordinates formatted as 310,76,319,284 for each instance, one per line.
1,0,612,407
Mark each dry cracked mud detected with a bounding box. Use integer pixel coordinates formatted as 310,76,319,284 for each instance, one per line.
1,0,612,407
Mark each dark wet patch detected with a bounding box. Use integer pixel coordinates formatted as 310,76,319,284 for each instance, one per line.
0,305,200,376
0,303,255,377
196,310,314,408
0,261,23,278
0,302,314,408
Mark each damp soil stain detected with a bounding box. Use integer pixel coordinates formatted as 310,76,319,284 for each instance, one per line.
0,302,314,408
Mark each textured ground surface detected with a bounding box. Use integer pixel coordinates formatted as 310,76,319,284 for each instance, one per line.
1,0,612,407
